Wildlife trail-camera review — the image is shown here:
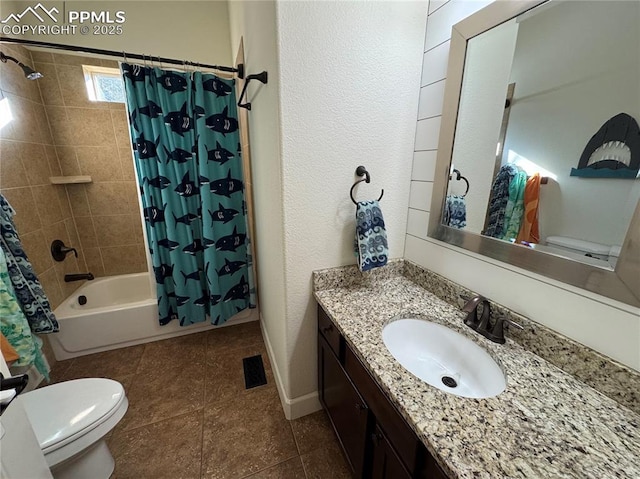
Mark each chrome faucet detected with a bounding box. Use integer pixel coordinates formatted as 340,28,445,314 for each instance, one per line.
461,295,523,344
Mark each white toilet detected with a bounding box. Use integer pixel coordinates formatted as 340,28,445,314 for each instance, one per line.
20,378,128,479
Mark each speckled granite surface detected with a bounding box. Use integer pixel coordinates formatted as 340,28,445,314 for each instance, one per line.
313,263,640,478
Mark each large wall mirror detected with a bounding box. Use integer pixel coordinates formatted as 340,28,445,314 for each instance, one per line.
429,0,640,307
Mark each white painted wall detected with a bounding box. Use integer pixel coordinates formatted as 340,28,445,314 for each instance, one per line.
227,0,290,409
231,0,427,417
1,0,232,64
449,18,518,232
406,0,640,371
276,0,427,410
505,0,640,246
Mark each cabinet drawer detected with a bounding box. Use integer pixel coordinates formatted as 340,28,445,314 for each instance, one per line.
318,306,342,360
344,345,422,473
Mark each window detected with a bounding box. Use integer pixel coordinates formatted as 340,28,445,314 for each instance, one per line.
83,65,125,103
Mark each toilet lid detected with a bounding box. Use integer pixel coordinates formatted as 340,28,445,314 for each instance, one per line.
21,378,126,452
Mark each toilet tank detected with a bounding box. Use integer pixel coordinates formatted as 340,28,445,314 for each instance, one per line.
545,236,611,260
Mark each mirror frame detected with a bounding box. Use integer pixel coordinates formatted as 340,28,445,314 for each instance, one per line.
428,0,640,307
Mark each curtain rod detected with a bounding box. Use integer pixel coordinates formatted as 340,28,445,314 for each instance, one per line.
0,37,244,78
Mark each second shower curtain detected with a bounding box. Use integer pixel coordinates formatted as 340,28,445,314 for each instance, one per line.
121,64,255,327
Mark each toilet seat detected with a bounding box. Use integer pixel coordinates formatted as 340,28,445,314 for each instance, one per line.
21,378,128,467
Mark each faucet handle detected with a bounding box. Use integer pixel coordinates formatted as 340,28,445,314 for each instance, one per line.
502,319,524,331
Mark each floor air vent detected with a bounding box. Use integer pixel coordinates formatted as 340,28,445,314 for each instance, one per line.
243,355,267,389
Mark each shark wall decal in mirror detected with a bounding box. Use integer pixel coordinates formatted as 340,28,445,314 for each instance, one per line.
428,0,640,307
571,113,640,179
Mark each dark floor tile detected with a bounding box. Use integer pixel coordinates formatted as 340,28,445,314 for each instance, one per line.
61,344,145,382
201,386,297,478
118,363,204,432
206,321,264,362
291,410,336,455
109,410,203,479
136,332,206,374
204,343,274,406
244,457,306,479
301,443,352,479
44,358,74,385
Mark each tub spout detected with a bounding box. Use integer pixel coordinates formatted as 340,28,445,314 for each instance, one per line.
64,273,94,282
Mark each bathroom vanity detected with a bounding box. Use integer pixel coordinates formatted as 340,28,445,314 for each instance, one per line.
314,261,640,478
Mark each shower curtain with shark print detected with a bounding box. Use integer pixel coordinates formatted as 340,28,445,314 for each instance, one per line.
121,63,255,327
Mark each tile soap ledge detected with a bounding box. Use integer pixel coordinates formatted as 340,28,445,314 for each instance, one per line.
50,176,92,185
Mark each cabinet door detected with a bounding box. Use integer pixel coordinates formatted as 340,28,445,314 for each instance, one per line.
318,335,369,478
370,425,412,479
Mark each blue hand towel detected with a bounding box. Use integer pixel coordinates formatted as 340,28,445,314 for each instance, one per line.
444,195,466,229
355,200,388,272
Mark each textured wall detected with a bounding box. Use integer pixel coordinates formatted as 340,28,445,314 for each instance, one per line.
405,0,640,371
34,51,146,277
227,0,290,410
0,43,87,309
277,0,428,402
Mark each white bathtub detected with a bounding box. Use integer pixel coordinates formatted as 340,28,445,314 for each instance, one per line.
48,273,256,360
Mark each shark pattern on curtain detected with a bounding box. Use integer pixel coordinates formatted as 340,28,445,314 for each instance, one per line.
121,64,255,327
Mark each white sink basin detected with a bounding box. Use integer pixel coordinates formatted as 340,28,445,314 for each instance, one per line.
382,318,506,398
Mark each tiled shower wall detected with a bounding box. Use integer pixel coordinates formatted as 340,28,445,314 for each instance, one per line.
0,44,87,309
32,50,147,276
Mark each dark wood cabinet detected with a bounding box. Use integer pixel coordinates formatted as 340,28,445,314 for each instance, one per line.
318,334,368,477
370,424,412,479
318,304,450,479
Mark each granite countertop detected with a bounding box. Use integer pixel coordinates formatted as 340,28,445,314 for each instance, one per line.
314,270,640,478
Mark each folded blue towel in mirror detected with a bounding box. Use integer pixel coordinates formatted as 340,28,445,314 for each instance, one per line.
354,200,388,272
444,195,466,229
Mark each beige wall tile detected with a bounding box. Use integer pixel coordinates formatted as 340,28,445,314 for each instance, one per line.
74,215,98,248
53,53,101,67
76,146,123,181
38,267,64,310
119,147,137,180
0,140,29,188
86,182,133,215
66,184,91,216
30,51,54,64
21,143,50,186
123,181,140,211
56,64,108,109
101,245,146,275
45,145,62,176
33,103,54,145
111,110,131,148
33,62,64,106
56,187,72,219
46,106,73,145
34,62,64,106
65,108,117,146
55,146,80,175
32,184,63,225
64,218,82,250
94,215,135,247
20,229,54,274
0,95,36,143
0,187,41,234
83,247,105,276
100,59,120,69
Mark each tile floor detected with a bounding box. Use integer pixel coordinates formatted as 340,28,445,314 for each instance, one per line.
48,321,352,478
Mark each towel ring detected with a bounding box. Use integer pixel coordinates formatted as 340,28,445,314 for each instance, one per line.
350,166,384,205
450,169,470,197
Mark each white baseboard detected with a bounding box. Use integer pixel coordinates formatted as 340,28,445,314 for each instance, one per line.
259,316,321,420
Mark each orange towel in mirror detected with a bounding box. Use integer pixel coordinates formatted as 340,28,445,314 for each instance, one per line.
1,332,20,364
517,173,541,244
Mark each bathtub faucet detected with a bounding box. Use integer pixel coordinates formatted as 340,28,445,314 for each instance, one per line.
64,273,94,282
